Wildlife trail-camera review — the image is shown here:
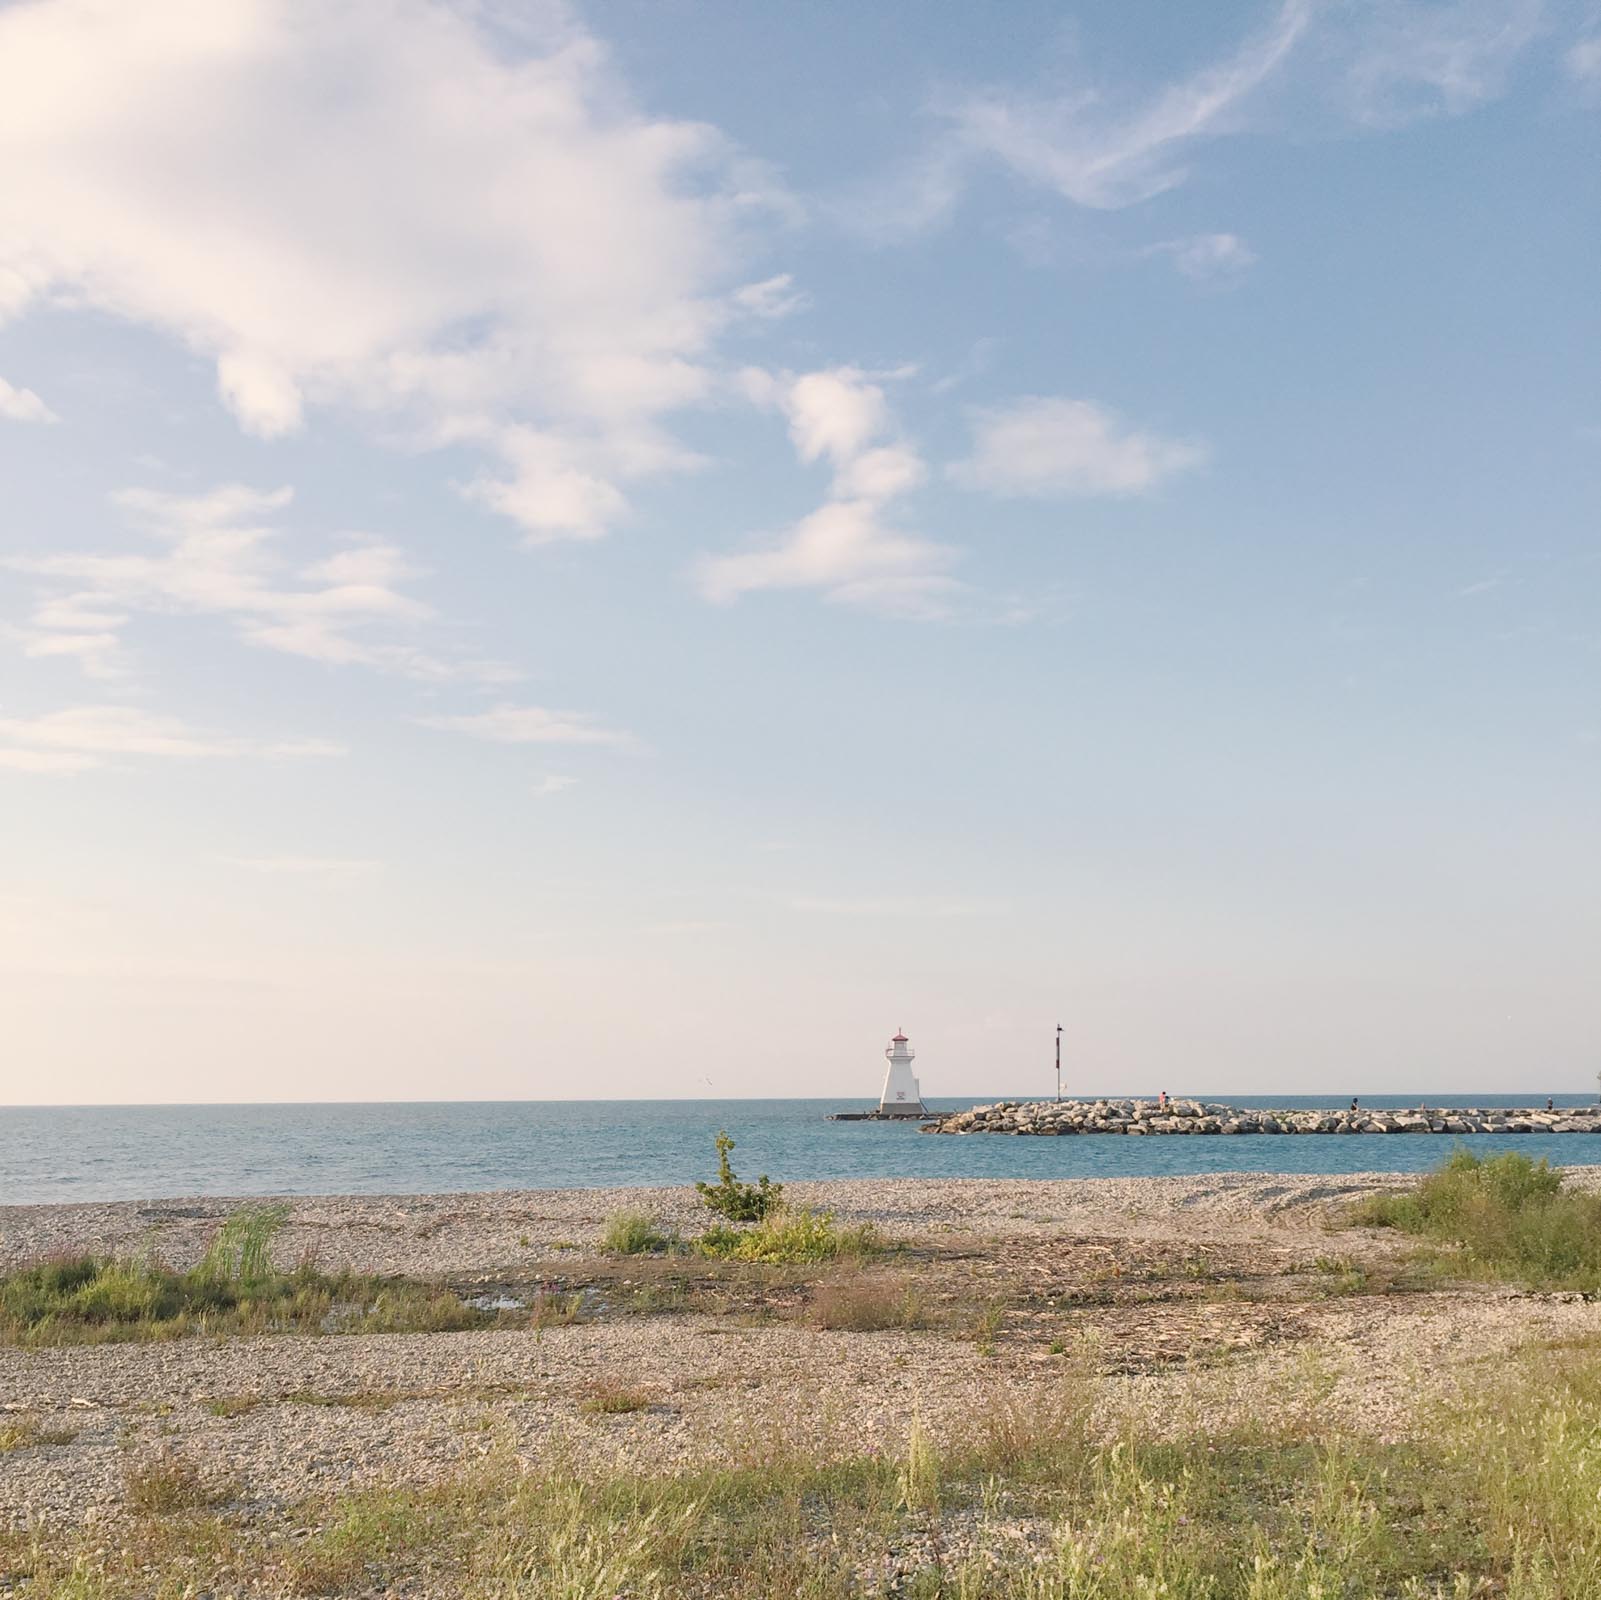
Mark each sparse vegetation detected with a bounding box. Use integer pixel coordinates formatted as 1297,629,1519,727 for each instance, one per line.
601,1210,671,1255
0,1207,498,1346
693,1130,782,1222
1353,1148,1601,1289
694,1206,879,1264
201,1394,262,1419
809,1273,925,1330
123,1452,232,1514
580,1380,652,1415
14,1339,1601,1596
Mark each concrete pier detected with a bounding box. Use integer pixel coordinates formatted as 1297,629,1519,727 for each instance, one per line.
921,1098,1601,1136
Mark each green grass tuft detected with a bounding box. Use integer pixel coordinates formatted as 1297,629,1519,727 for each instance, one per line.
693,1207,880,1264
601,1210,671,1255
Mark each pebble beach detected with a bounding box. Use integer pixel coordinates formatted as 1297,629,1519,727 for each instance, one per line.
6,1170,1601,1535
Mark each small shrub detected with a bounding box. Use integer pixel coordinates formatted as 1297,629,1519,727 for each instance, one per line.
694,1131,782,1222
694,1208,880,1265
581,1381,652,1415
124,1452,231,1514
809,1275,925,1331
602,1211,671,1255
1353,1149,1601,1289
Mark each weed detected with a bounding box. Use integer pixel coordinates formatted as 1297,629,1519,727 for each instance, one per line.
809,1274,925,1331
528,1289,585,1329
0,1417,72,1451
601,1210,671,1255
581,1381,652,1415
694,1208,880,1265
123,1453,231,1514
694,1130,782,1222
201,1395,261,1418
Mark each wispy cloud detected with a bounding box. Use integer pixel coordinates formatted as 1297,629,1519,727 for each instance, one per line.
1340,0,1548,126
944,0,1310,211
950,397,1206,498
417,705,633,747
6,483,519,684
0,0,788,544
0,706,342,775
1568,34,1601,84
1145,232,1258,283
697,366,960,617
0,375,57,423
532,774,579,797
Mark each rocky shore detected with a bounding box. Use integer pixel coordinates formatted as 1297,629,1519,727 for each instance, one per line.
923,1099,1601,1136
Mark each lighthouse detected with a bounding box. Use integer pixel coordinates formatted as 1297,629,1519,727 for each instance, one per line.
877,1030,927,1117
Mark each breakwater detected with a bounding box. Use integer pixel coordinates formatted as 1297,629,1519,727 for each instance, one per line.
922,1099,1601,1136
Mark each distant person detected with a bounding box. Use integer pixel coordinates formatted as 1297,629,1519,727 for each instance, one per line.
1351,1097,1359,1113
1548,1098,1554,1112
1158,1089,1168,1109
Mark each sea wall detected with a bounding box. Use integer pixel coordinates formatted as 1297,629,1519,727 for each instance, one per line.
922,1099,1601,1136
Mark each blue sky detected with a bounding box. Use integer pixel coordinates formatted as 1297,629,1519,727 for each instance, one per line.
0,0,1596,1104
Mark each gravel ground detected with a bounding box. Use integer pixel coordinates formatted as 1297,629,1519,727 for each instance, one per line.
2,1169,1534,1276
4,1173,1600,1531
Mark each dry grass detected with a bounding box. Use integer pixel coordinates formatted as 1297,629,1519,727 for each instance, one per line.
808,1272,926,1331
123,1452,233,1514
580,1380,653,1415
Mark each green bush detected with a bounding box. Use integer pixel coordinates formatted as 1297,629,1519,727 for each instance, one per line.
694,1207,879,1264
693,1131,782,1222
1354,1148,1601,1289
601,1211,670,1255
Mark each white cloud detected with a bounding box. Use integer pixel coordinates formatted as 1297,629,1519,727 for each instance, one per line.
532,774,579,797
0,0,779,542
417,704,632,746
950,397,1206,498
1147,232,1258,282
0,706,343,774
940,0,1311,212
698,499,957,609
1340,0,1548,126
0,375,57,423
731,274,810,320
698,367,958,615
789,895,1004,918
7,482,518,683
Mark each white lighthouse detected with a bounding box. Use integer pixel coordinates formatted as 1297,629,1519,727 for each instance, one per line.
877,1030,927,1117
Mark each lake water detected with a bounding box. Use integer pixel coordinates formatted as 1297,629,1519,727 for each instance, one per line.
4,1096,1601,1205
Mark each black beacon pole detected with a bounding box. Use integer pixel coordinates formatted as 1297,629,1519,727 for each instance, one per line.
1055,1023,1063,1103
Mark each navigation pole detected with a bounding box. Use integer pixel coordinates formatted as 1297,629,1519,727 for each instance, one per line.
1055,1022,1063,1102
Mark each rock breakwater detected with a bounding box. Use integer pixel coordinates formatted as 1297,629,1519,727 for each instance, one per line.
922,1100,1601,1136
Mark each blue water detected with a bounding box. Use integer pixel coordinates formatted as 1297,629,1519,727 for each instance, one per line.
4,1097,1601,1206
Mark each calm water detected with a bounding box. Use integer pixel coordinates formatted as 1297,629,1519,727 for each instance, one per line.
4,1096,1601,1205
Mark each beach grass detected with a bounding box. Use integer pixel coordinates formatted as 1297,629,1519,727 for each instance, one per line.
0,1205,498,1347
9,1334,1601,1596
693,1207,882,1265
1352,1148,1601,1290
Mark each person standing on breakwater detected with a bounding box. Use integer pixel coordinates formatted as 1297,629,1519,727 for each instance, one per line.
1351,1098,1359,1113
1159,1090,1168,1109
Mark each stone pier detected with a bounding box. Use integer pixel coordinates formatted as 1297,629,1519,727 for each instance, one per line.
920,1099,1601,1136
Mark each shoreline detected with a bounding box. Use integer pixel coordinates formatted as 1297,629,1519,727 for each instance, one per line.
9,1168,1601,1277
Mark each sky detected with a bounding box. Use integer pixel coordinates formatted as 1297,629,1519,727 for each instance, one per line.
0,0,1597,1105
